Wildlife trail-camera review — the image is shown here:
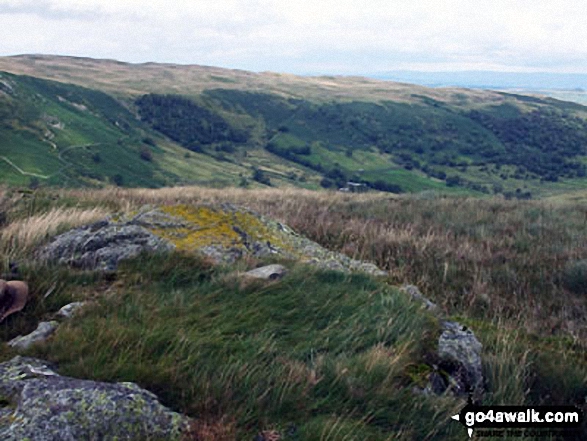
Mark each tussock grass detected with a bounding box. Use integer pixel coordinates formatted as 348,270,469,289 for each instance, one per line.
29,253,461,440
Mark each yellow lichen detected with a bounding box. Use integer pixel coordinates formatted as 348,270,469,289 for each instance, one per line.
148,205,294,254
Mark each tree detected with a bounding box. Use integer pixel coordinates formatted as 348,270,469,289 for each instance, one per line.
112,174,124,187
139,146,153,162
252,168,271,186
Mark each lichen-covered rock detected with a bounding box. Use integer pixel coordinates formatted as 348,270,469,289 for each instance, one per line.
39,204,387,276
8,321,59,350
436,321,483,401
0,356,189,440
37,219,175,271
245,264,287,280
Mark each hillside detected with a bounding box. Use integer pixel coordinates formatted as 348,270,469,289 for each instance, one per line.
2,55,587,196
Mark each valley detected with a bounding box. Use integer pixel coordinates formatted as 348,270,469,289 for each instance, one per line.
2,55,587,198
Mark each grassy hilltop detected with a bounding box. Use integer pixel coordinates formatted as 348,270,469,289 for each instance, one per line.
2,55,587,197
1,186,586,439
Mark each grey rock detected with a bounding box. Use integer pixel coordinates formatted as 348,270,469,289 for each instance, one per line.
8,321,59,350
37,221,174,271
245,264,287,280
0,356,188,440
56,302,88,319
39,205,387,276
437,321,483,400
352,261,388,277
199,245,243,263
400,285,438,312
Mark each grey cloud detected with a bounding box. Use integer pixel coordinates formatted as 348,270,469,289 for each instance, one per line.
0,1,108,21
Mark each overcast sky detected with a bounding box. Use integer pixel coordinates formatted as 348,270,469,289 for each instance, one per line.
1,0,586,74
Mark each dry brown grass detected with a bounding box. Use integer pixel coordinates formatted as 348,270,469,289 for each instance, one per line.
0,206,108,256
64,186,395,209
0,54,508,106
185,416,237,441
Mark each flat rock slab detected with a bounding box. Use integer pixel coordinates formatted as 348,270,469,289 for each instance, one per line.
56,302,89,319
8,321,59,350
0,356,188,441
244,264,287,280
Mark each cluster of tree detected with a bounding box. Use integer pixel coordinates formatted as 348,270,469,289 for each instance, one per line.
266,142,311,158
265,142,319,172
136,94,248,150
468,108,587,180
135,89,587,194
252,167,271,186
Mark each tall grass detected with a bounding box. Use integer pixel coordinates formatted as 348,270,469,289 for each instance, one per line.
1,187,587,438
0,206,107,255
56,187,587,343
30,253,460,440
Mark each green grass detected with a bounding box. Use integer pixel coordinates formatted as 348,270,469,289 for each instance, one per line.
10,248,585,440
22,253,464,440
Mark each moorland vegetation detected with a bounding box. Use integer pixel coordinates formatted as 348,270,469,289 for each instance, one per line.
0,186,586,439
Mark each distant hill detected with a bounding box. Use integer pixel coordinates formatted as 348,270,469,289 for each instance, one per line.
373,70,587,90
373,70,587,106
2,54,587,197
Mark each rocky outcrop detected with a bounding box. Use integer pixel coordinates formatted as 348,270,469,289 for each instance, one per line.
8,321,59,350
37,219,174,271
0,356,189,441
38,204,387,276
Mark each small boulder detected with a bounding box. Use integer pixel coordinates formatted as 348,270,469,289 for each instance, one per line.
0,356,189,440
400,285,438,313
56,302,88,319
8,321,59,350
436,321,483,401
244,264,287,280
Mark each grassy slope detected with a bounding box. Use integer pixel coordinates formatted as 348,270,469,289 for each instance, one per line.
0,71,304,189
2,55,587,196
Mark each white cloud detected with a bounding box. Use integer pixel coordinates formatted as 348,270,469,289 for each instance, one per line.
0,0,586,73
